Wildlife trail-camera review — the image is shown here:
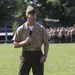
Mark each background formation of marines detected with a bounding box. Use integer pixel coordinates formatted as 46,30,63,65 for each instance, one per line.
46,26,75,43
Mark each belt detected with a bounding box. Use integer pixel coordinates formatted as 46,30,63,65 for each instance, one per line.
23,48,41,51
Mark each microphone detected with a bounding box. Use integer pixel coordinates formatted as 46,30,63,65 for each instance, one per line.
29,31,32,37
29,31,32,46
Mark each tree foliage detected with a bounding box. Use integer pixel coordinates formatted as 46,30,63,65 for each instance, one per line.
0,0,18,23
58,0,75,26
37,0,75,26
12,21,19,34
0,0,75,27
0,0,27,25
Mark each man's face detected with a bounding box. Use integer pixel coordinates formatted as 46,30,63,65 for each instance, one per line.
27,13,37,22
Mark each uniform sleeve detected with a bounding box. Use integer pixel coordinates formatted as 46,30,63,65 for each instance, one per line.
42,27,49,43
12,27,21,42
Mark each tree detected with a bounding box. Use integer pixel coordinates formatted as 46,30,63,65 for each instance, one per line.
0,0,17,24
1,0,75,27
0,0,27,25
53,0,75,26
12,21,19,34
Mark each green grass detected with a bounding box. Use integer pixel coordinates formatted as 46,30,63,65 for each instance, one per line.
0,43,75,75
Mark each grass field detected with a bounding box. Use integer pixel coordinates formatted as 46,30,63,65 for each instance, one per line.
0,43,75,75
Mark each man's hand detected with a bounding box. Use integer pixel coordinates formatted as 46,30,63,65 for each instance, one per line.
40,55,47,63
25,36,32,44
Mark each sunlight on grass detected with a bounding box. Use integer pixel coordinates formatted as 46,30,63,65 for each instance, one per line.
0,43,75,75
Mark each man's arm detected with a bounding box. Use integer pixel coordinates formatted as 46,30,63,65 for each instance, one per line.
44,41,49,56
40,41,49,63
13,37,32,48
13,41,26,48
